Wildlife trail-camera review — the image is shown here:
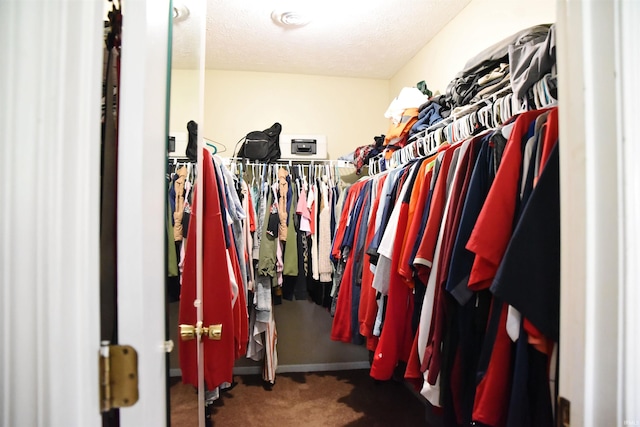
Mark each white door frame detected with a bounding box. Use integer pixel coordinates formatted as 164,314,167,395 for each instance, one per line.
117,0,172,426
613,0,640,422
557,0,640,425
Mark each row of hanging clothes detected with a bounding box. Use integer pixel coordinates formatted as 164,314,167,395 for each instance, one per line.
240,160,346,385
228,160,352,306
331,23,560,427
173,152,355,393
332,104,560,427
166,157,196,302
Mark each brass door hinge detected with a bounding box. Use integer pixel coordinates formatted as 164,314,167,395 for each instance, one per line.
99,342,139,413
558,396,570,427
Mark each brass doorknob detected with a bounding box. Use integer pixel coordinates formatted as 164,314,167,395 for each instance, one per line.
179,324,196,341
179,323,222,341
207,324,222,340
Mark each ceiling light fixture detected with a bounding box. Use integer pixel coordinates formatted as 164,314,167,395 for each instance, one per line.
271,9,311,28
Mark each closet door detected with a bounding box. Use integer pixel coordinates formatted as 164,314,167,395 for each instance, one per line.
116,0,172,426
1,1,104,425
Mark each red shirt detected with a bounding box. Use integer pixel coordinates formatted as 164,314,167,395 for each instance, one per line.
413,147,457,284
472,302,513,427
466,109,549,291
398,160,433,283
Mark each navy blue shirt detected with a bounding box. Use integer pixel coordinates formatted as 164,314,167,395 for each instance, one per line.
445,133,497,304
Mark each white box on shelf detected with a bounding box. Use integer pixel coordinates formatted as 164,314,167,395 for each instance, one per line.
279,134,327,160
168,131,188,157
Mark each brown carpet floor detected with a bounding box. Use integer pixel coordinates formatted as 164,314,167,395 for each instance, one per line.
170,369,437,427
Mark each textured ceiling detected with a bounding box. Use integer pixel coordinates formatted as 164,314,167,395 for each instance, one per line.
171,0,472,79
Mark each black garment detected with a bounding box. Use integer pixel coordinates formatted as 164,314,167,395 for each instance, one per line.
454,290,493,425
445,134,496,305
167,241,182,303
474,298,510,388
100,47,119,343
182,211,191,236
505,321,554,427
490,142,560,342
266,209,279,237
282,207,309,302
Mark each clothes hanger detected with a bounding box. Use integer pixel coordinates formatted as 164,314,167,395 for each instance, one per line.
415,137,424,158
424,134,433,156
404,145,412,163
539,78,552,107
452,117,461,142
394,147,404,167
397,146,405,166
462,114,471,139
492,98,502,126
204,137,227,154
368,157,376,175
420,134,428,157
444,121,453,143
205,141,217,154
435,127,444,147
505,94,514,121
425,130,434,154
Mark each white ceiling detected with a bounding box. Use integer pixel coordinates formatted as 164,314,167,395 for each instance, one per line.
171,0,472,79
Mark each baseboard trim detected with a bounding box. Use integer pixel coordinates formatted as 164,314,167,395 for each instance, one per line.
278,361,371,373
169,361,371,378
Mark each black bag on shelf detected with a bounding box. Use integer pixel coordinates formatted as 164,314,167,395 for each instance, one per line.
237,122,282,163
186,120,198,161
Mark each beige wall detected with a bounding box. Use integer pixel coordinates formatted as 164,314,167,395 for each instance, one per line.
390,0,557,99
170,70,390,160
168,69,201,142
168,70,385,372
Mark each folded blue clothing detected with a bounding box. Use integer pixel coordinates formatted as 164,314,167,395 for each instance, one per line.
410,103,443,136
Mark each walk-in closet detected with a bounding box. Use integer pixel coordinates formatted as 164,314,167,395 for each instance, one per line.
3,1,640,426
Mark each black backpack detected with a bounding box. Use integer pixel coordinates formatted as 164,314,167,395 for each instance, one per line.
237,122,282,163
